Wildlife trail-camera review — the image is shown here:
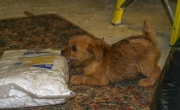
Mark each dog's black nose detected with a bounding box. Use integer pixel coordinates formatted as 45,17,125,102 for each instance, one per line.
61,50,64,55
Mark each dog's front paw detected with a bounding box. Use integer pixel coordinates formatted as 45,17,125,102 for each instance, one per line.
70,76,83,85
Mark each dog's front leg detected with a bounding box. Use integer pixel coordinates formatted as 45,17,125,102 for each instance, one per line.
70,74,109,86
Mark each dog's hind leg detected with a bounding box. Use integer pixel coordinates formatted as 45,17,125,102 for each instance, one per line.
138,65,161,87
70,74,109,86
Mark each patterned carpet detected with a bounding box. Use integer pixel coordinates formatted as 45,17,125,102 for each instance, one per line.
0,14,155,110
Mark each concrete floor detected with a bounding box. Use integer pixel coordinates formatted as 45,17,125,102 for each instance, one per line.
0,0,177,68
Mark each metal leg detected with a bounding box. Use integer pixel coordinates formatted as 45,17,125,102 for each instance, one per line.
170,0,180,45
162,0,174,24
111,0,125,25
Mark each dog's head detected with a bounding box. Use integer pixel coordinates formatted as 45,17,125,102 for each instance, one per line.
61,35,108,66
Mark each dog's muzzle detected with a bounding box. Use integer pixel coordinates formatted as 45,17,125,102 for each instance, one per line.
61,50,73,63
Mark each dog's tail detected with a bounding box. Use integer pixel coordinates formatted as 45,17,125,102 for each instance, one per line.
143,20,157,44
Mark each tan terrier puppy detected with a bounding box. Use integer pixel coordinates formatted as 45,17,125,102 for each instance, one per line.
61,20,161,86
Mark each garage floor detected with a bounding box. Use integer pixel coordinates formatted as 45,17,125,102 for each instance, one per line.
0,0,177,68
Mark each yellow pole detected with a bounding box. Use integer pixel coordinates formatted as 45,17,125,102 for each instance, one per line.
170,0,180,45
112,0,125,25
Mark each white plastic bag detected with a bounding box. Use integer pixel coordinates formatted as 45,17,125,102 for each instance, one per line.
0,49,75,108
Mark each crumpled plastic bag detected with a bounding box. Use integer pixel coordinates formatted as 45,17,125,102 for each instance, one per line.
150,38,180,110
0,49,75,108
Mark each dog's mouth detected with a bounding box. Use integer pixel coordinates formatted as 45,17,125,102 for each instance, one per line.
66,59,74,63
65,57,83,68
65,57,77,63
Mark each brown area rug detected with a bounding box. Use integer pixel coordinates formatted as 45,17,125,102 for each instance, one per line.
0,14,154,110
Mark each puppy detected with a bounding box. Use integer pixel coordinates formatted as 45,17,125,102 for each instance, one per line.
61,20,161,87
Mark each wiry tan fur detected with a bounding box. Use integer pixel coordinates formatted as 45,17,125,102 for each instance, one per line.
61,20,161,86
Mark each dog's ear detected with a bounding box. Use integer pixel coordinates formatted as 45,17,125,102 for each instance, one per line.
88,41,104,61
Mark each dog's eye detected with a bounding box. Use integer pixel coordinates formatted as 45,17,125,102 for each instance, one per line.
72,45,77,51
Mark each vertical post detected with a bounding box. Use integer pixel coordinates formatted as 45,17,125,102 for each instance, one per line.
112,0,125,25
170,1,180,45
